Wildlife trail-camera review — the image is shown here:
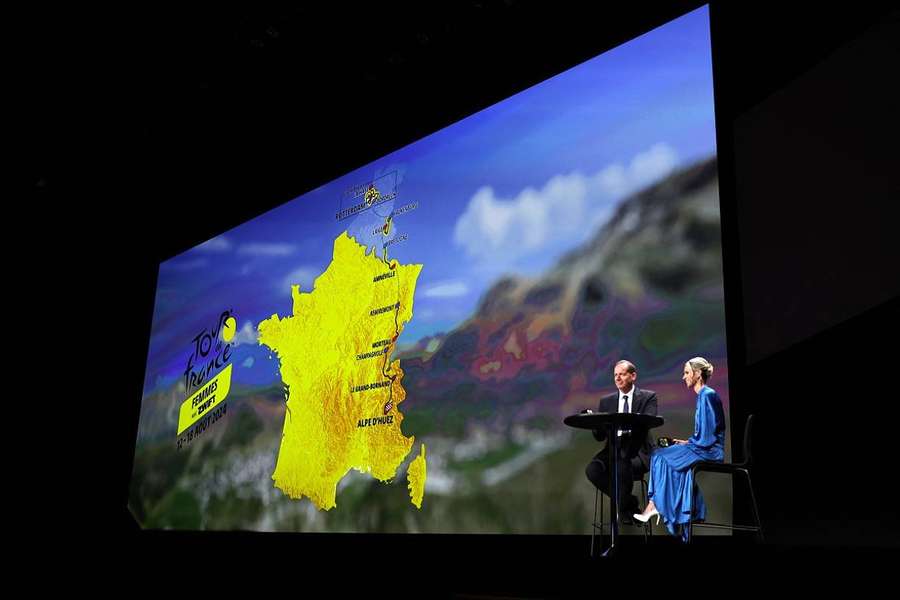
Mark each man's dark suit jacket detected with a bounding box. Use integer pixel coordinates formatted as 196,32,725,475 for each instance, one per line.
591,388,658,473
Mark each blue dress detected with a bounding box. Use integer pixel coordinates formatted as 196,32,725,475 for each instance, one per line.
648,385,725,541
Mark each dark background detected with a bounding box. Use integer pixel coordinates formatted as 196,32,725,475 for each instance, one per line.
31,0,899,594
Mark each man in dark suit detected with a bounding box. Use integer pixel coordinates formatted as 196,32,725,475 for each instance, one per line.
585,360,658,524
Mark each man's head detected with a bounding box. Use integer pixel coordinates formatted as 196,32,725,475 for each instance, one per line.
613,360,637,393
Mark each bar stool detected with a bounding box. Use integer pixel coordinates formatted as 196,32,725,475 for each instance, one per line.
591,474,651,557
687,414,764,543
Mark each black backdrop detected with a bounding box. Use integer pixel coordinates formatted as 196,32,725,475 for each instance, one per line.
31,1,899,594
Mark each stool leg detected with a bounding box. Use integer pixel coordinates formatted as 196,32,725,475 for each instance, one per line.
600,487,604,532
639,478,646,543
687,471,695,544
743,469,765,543
591,487,599,557
641,478,651,540
599,487,604,548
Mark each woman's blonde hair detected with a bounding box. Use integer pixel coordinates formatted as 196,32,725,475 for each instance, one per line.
687,357,714,382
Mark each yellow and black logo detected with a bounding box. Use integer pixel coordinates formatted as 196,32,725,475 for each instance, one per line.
364,183,381,206
177,310,236,435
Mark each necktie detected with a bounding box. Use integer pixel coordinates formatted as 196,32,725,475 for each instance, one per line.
619,395,629,437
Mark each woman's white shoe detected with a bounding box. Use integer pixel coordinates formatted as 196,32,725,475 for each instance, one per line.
633,509,660,525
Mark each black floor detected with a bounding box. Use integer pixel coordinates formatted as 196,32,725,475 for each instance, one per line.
73,525,899,596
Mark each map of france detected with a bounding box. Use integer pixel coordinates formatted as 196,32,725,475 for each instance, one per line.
258,232,426,510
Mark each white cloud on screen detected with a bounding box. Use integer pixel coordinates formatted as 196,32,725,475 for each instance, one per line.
624,143,679,191
423,281,469,298
232,320,259,346
195,235,232,252
453,143,678,267
281,267,317,292
238,243,297,257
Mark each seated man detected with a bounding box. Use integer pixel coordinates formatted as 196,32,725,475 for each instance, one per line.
585,360,658,524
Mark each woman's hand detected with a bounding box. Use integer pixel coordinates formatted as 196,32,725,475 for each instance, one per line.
673,438,689,445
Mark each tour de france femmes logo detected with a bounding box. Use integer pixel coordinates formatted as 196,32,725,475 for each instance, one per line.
176,309,236,444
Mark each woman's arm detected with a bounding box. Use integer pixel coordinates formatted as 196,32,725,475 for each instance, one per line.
689,390,721,449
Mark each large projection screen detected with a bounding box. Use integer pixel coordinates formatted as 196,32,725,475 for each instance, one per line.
130,5,731,534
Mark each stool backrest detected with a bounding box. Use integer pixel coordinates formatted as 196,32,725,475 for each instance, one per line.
741,414,755,467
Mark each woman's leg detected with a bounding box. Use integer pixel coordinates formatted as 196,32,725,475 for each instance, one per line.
645,447,680,535
642,450,667,515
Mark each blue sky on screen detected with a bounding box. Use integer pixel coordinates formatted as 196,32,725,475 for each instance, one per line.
144,6,717,394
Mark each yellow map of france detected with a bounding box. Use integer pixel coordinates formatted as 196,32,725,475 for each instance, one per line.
258,232,426,511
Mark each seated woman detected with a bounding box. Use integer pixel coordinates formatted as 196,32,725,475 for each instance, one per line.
634,357,725,541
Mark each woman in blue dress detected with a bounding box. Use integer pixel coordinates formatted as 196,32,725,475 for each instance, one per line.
633,357,725,541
